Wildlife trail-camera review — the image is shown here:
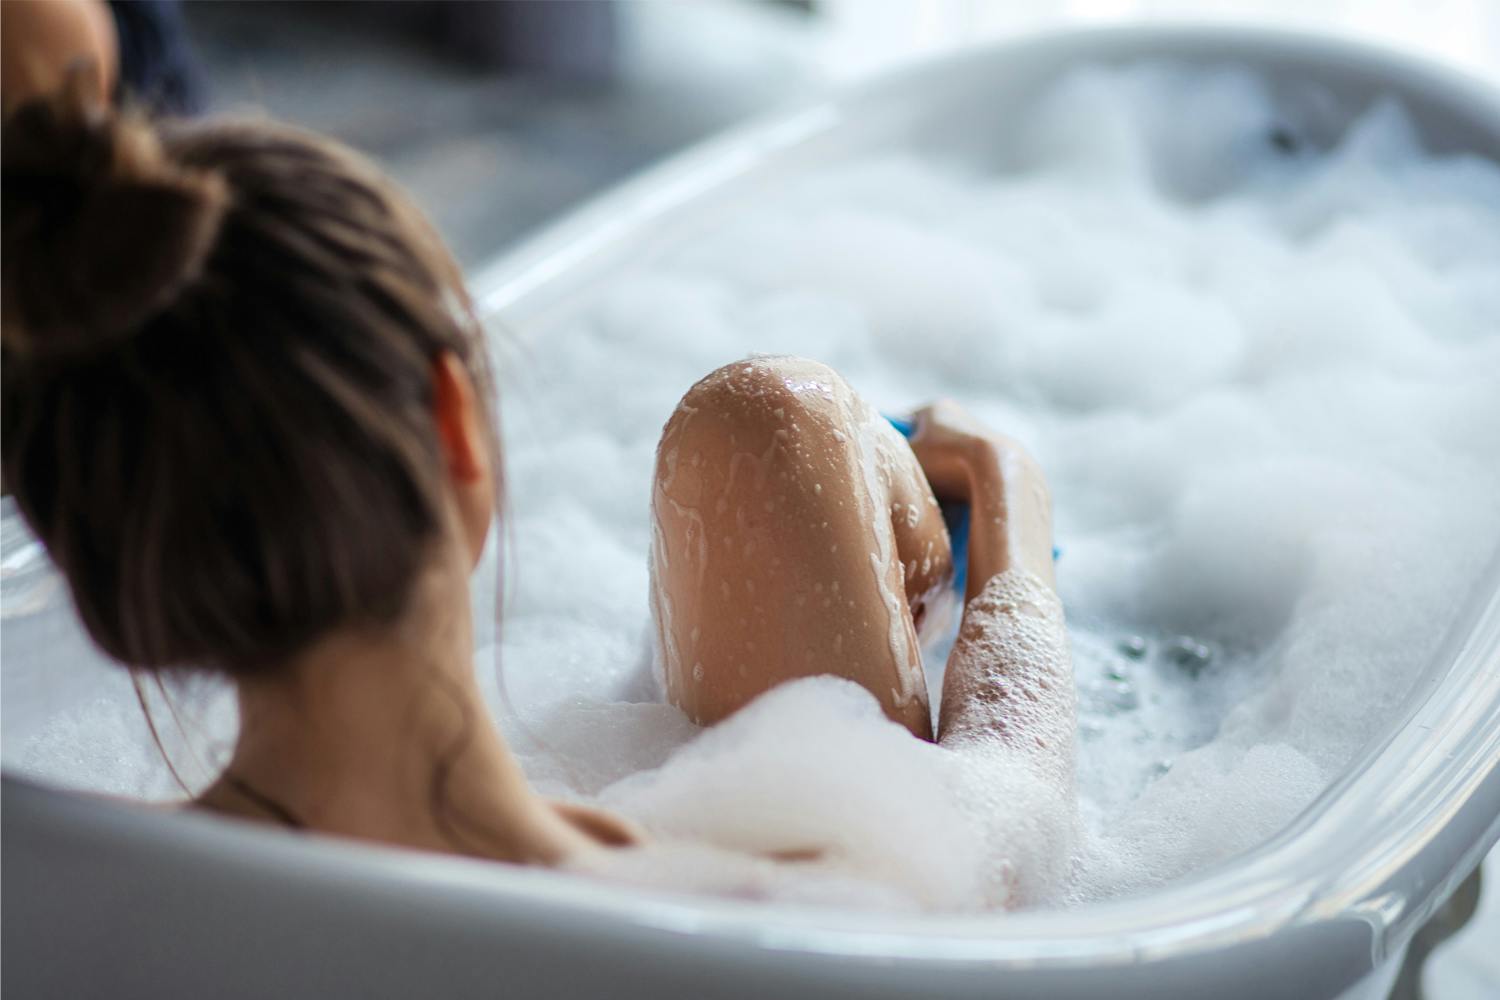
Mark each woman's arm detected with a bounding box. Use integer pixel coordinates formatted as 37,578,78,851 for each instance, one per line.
907,403,1075,785
906,401,1055,598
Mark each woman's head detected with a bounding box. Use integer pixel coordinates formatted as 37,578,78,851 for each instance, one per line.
2,72,498,676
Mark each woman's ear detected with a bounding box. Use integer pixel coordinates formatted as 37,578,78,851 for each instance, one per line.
432,352,485,481
431,352,494,565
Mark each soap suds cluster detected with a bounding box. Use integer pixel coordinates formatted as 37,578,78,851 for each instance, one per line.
6,63,1499,911
494,63,1500,907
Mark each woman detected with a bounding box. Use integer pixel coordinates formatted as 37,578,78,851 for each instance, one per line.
2,74,1073,894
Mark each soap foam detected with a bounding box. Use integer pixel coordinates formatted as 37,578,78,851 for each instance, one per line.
494,63,1500,908
6,63,1500,912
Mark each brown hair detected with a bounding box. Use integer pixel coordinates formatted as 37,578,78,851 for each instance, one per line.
2,72,497,676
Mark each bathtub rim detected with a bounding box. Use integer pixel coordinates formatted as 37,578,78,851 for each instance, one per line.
462,18,1500,961
4,19,1500,986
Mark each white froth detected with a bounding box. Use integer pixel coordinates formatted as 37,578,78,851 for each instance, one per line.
499,63,1500,908
941,570,1076,780
5,63,1500,912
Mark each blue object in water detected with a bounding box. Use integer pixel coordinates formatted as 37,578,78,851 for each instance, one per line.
884,414,1058,594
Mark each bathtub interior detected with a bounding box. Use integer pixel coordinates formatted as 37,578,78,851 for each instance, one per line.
477,37,1500,911
4,24,1500,962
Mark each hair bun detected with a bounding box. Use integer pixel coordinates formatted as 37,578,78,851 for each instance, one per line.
2,65,227,360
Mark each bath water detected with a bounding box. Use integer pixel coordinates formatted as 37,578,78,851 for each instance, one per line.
5,63,1499,910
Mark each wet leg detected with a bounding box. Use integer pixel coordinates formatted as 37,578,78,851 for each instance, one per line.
649,357,953,739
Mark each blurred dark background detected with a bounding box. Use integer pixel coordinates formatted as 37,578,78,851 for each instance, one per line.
175,0,1497,267
183,0,815,264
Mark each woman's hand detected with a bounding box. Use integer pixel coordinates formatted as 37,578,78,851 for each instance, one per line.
905,400,1055,593
907,399,1007,501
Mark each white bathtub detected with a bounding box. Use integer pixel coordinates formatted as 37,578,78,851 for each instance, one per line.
5,25,1500,1000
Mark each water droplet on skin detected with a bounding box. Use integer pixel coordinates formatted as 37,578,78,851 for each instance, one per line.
814,483,823,495
692,662,704,682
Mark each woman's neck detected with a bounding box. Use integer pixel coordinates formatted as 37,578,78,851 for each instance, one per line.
198,561,593,864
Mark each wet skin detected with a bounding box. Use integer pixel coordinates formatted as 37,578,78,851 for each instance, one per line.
651,356,1062,746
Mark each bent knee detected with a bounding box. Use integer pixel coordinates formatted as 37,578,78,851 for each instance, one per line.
656,356,859,505
662,356,852,455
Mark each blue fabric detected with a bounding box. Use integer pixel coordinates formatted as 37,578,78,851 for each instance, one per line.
108,0,206,115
